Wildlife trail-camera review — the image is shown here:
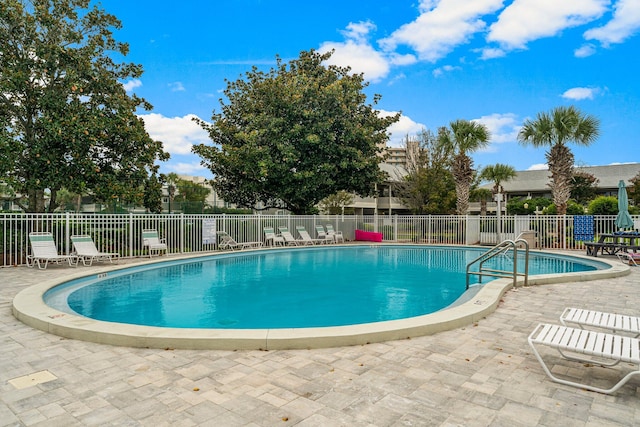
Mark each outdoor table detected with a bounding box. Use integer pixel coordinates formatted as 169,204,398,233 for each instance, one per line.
585,232,640,257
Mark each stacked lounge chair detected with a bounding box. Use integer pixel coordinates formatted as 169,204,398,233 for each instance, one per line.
528,307,640,394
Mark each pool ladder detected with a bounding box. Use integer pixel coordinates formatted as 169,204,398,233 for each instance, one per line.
466,239,530,290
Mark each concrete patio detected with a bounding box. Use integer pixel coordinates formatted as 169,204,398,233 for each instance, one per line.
1,255,639,426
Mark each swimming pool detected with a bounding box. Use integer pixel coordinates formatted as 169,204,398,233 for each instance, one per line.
14,245,616,348
44,246,605,330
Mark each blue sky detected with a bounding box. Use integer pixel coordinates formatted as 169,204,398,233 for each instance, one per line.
107,0,640,179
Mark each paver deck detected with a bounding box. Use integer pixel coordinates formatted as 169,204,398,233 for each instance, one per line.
1,254,639,426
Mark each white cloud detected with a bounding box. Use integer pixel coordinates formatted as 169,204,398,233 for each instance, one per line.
388,52,418,66
139,113,210,155
561,87,600,100
387,73,407,86
487,0,608,49
319,21,391,82
432,64,462,77
479,47,506,60
574,43,597,57
527,163,549,171
378,110,426,147
341,21,375,43
320,40,390,82
473,113,521,144
380,0,504,62
169,82,185,92
584,0,640,46
168,162,208,175
122,79,142,92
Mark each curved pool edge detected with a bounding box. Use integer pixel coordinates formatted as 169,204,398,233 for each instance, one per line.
12,248,630,351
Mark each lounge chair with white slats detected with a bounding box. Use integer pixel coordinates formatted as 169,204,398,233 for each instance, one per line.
560,307,640,337
71,235,119,266
277,227,299,246
142,229,168,257
315,225,335,244
528,323,640,394
325,224,344,243
295,226,326,245
217,231,263,251
617,251,640,266
28,232,78,269
263,227,285,247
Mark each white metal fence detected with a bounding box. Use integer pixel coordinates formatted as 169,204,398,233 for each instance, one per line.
1,213,635,267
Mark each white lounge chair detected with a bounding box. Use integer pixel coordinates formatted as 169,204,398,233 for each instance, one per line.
28,232,77,269
617,251,640,266
263,227,285,247
277,227,299,246
71,235,119,266
217,231,263,251
315,225,335,244
560,307,640,337
528,323,640,394
325,224,344,243
142,229,168,257
295,226,325,245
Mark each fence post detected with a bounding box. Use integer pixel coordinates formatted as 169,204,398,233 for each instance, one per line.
394,215,398,242
180,213,185,254
129,213,134,258
65,212,70,255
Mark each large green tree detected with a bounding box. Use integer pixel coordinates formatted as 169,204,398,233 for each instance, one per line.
439,120,490,214
394,129,456,214
0,0,168,212
570,170,599,205
517,106,599,215
193,49,399,214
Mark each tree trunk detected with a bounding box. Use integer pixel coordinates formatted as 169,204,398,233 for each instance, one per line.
547,145,574,216
28,189,47,213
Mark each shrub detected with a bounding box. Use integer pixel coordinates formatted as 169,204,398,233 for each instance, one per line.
587,196,619,215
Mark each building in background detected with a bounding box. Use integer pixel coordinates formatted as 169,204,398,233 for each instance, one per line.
161,175,235,213
470,163,640,214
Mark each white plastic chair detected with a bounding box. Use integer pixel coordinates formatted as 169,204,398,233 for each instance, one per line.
263,227,285,247
217,231,263,251
315,225,335,244
142,229,168,257
325,224,344,243
28,232,77,269
529,323,640,394
277,227,299,246
71,235,119,266
295,226,325,245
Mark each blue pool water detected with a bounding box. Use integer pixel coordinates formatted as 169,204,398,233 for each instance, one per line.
44,246,606,329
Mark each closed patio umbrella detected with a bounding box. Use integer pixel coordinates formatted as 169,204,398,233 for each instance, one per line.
615,180,634,230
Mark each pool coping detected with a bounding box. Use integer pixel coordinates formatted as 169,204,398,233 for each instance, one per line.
12,245,630,350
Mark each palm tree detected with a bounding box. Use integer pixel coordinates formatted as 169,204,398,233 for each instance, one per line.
479,163,517,195
517,106,600,215
440,120,490,214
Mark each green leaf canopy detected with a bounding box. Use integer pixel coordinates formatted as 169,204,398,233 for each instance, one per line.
0,0,168,212
193,49,399,214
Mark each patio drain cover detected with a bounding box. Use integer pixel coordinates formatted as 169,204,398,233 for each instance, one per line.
9,370,57,389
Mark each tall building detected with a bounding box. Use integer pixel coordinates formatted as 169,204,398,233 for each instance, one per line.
382,139,420,169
